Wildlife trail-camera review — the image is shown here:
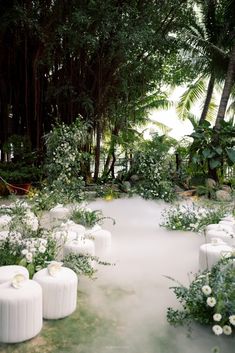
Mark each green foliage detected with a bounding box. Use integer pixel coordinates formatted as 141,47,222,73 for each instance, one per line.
167,257,235,336
71,206,115,228
130,134,176,202
63,253,111,279
189,120,235,180
71,208,102,228
0,162,43,183
40,117,90,206
161,203,230,232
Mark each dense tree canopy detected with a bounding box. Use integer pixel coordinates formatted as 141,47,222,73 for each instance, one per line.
0,1,193,169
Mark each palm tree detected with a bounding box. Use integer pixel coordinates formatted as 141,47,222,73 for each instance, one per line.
177,0,232,126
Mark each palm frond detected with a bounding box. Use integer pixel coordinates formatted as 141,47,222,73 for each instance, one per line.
176,76,206,120
151,120,172,134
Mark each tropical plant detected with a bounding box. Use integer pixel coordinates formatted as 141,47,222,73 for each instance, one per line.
189,120,235,181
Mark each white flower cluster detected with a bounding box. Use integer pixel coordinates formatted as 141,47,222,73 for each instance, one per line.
202,284,234,336
21,238,48,263
23,210,39,231
162,203,228,232
0,215,12,231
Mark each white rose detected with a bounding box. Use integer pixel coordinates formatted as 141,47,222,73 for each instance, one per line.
213,313,222,322
206,297,216,307
202,285,212,296
212,325,223,335
21,249,28,256
223,325,232,335
229,315,235,326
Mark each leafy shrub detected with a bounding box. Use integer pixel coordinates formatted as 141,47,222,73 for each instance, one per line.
131,134,175,202
161,203,230,232
43,117,90,204
167,256,235,336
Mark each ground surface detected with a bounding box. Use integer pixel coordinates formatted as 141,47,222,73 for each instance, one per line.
0,197,234,353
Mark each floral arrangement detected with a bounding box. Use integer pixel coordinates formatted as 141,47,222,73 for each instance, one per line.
40,117,90,206
0,200,111,278
131,134,175,202
161,203,229,232
0,201,57,277
167,256,235,336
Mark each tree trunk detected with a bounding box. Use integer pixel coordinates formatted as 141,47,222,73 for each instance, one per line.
199,74,215,125
94,118,102,181
214,42,235,130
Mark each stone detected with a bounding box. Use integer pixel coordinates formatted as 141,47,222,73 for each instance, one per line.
130,174,139,183
215,190,232,202
205,178,217,189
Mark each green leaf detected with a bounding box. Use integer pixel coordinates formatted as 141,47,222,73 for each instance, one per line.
27,263,35,278
209,159,221,169
18,258,27,267
226,148,235,163
202,148,211,158
212,146,223,155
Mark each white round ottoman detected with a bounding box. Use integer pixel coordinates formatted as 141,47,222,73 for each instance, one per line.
207,229,235,246
49,204,70,226
205,224,221,233
0,265,29,284
64,238,95,257
61,220,85,237
199,239,233,271
0,279,42,343
86,226,111,257
33,265,77,319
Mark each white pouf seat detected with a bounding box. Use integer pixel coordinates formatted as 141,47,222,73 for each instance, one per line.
206,229,235,247
63,238,95,257
61,220,85,237
205,224,221,233
0,265,29,284
199,239,233,271
0,279,42,343
86,226,111,257
49,205,71,226
33,266,77,319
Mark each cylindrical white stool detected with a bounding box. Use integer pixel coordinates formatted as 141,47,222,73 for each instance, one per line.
64,238,95,257
207,229,235,246
199,239,233,271
49,205,71,227
0,279,42,343
33,265,77,319
205,224,221,233
0,265,29,284
61,220,85,237
86,225,111,257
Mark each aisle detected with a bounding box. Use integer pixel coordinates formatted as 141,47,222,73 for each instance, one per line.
81,197,234,353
